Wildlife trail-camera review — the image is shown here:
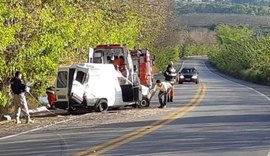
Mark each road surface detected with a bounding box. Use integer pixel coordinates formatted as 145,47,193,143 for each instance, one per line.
0,57,269,156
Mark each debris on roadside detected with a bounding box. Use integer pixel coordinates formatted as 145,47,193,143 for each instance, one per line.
29,106,49,114
3,115,11,121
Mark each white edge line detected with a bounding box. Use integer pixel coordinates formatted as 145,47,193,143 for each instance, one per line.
241,84,270,101
0,113,89,141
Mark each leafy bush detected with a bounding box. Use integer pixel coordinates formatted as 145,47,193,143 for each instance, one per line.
155,46,180,71
0,91,9,108
183,44,219,56
0,91,10,116
208,24,270,85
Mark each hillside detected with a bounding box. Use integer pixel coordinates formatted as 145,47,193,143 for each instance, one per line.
176,1,270,16
178,13,270,33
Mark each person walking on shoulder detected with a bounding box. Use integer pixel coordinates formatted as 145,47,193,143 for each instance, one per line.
149,80,172,108
10,71,34,124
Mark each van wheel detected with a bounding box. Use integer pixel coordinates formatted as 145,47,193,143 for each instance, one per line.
139,98,150,108
95,99,108,112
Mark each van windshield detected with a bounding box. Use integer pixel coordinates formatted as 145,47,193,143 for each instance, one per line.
57,71,68,88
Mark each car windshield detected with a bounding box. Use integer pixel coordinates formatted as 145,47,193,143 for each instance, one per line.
181,68,196,73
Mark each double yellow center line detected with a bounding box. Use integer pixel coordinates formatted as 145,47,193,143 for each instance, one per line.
74,82,207,156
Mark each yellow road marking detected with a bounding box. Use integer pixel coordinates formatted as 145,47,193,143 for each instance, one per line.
74,82,207,156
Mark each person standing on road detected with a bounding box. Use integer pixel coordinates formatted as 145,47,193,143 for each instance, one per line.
10,71,34,124
46,86,56,110
149,80,172,108
164,61,177,102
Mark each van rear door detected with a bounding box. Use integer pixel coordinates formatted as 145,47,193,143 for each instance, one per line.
55,68,69,103
69,66,89,104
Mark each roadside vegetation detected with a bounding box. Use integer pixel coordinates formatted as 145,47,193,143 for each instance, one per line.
208,24,270,85
0,0,180,116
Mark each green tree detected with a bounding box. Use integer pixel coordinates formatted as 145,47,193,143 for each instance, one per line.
215,24,253,44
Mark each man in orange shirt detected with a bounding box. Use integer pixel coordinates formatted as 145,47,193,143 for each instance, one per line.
113,56,124,67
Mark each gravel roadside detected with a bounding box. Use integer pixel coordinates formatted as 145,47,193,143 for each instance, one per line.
0,106,174,138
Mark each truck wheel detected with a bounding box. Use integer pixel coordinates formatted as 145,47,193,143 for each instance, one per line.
95,99,108,112
139,98,150,108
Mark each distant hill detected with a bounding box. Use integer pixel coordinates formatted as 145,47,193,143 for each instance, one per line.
178,13,270,34
176,0,270,5
175,2,270,16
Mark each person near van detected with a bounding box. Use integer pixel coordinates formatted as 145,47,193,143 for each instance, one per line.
113,56,124,67
149,80,172,108
107,56,113,63
10,71,34,124
114,65,125,85
46,87,56,109
164,61,177,102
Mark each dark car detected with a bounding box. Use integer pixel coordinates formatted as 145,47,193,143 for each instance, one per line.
178,67,199,84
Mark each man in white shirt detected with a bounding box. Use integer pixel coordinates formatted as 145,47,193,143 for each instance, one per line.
149,79,172,108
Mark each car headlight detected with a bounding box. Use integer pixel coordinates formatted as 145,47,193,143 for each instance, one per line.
192,75,198,79
180,75,184,79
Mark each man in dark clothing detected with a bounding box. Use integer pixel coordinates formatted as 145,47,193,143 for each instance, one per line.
10,71,34,124
164,61,177,102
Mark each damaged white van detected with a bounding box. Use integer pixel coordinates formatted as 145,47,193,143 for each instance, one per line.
55,63,150,112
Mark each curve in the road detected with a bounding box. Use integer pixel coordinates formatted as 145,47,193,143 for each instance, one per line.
73,82,207,156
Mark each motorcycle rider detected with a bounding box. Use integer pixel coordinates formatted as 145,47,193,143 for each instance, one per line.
164,61,177,102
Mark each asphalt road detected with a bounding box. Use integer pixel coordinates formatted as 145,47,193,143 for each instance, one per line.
0,57,270,156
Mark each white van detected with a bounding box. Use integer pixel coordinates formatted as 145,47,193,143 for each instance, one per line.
55,63,150,112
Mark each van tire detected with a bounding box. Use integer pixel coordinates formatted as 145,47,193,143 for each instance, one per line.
139,98,150,108
95,99,108,112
